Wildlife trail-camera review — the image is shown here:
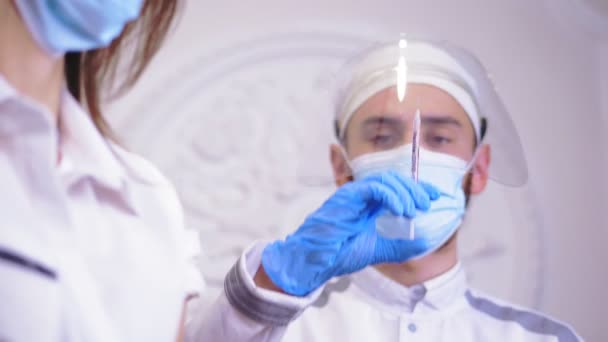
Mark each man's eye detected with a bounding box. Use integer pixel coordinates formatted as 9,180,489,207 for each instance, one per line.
371,134,398,147
426,134,453,147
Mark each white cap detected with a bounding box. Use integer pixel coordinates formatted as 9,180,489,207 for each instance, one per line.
335,41,482,142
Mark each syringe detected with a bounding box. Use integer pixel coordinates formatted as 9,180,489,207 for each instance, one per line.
410,109,421,239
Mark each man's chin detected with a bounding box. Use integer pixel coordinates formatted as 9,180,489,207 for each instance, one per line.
401,231,459,266
434,232,458,254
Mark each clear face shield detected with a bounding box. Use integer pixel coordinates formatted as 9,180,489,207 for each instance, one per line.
333,38,529,242
335,38,528,186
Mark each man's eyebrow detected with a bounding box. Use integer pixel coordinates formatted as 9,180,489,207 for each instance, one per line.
361,115,405,127
359,114,464,129
421,116,463,127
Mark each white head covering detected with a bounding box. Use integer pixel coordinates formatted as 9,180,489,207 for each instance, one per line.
335,41,482,142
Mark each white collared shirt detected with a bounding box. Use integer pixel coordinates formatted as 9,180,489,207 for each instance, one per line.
192,242,582,342
0,75,204,342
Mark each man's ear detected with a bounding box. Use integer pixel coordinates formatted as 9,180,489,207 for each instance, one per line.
330,143,353,186
469,144,490,194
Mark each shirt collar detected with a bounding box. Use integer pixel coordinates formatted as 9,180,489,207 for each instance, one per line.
58,89,127,192
0,74,16,103
349,262,467,314
0,74,56,135
1,73,132,194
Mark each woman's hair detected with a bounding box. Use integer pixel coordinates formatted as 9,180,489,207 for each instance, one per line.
64,0,180,138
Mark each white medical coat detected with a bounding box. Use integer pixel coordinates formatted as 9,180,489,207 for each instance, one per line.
0,75,203,341
189,242,582,342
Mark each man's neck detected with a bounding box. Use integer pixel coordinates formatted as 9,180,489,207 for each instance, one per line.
374,235,459,287
0,1,64,119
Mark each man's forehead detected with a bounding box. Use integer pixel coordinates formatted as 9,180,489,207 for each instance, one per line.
349,87,471,126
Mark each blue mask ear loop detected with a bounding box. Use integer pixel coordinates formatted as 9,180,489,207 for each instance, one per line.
339,143,356,183
336,117,356,182
464,117,487,178
449,149,479,200
464,146,482,175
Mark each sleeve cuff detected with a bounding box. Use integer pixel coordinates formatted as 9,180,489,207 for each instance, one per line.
181,229,205,297
224,241,323,326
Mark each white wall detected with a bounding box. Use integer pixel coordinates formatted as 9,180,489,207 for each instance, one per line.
601,42,608,213
108,1,608,340
604,42,608,212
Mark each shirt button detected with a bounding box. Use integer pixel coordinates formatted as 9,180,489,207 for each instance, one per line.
408,323,417,333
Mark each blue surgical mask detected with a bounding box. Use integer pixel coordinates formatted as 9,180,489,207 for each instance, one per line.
349,144,471,256
15,0,144,56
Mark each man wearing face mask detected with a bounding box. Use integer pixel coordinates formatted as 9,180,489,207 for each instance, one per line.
191,40,581,341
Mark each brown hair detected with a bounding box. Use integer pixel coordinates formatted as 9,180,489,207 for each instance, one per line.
64,0,180,139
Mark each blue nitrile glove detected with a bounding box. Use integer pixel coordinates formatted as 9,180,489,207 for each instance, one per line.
261,171,440,296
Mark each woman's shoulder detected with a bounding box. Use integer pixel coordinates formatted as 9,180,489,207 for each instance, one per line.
107,141,172,187
107,141,185,223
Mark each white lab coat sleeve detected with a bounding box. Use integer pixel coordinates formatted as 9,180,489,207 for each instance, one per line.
185,241,324,342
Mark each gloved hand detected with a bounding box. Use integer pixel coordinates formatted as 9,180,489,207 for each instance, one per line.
261,171,440,296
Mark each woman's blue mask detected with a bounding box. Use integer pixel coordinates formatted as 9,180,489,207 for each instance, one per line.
15,0,144,56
